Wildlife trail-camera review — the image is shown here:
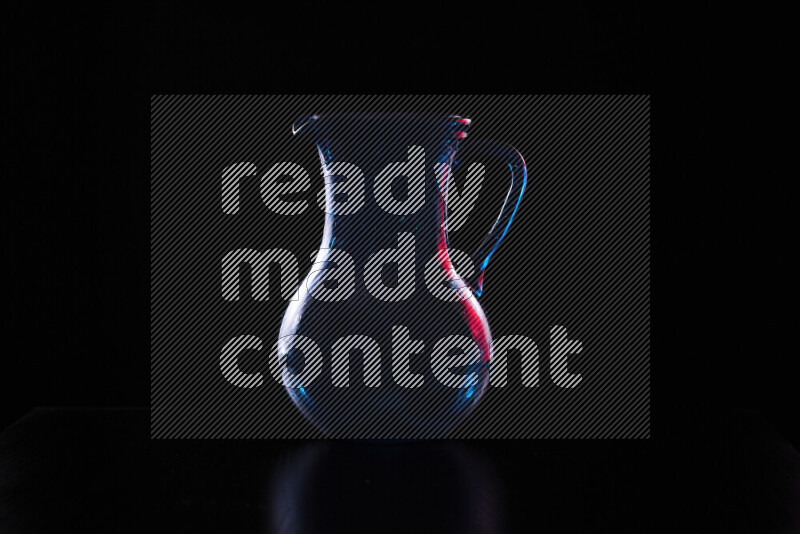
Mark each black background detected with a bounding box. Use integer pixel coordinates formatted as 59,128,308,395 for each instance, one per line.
4,3,798,532
6,5,659,431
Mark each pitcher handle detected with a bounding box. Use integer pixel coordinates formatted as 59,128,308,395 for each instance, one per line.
457,140,527,296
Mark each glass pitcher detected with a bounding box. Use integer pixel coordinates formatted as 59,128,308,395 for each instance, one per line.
277,113,526,438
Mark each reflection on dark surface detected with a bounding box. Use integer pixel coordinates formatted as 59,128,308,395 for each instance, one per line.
0,408,797,532
268,441,502,532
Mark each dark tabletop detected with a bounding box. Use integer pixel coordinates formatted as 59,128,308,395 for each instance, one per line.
0,409,797,533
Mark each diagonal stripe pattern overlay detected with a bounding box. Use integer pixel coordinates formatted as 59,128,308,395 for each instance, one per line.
151,95,650,439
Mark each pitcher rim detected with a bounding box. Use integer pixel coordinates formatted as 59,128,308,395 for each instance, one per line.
292,113,472,135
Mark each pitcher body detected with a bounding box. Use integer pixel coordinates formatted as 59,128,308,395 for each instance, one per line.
277,114,525,438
